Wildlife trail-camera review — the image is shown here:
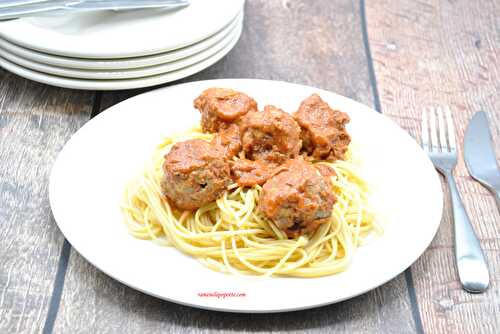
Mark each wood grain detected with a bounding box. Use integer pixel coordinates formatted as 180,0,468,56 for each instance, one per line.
52,0,417,333
0,70,94,333
100,0,376,111
365,0,500,333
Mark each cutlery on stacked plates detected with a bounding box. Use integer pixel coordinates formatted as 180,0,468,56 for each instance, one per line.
0,0,190,21
464,111,500,212
421,106,490,293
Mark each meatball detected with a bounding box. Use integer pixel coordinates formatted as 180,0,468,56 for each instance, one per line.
161,139,231,210
240,105,302,164
211,124,242,159
260,158,335,237
314,163,336,179
293,94,351,161
194,87,258,133
230,159,278,187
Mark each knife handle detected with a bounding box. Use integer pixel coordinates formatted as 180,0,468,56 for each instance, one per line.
444,171,490,293
0,1,65,21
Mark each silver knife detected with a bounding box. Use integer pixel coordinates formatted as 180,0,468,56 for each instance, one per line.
464,111,500,212
0,0,190,21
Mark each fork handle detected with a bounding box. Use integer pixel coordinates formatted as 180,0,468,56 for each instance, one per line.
495,191,500,215
445,171,489,293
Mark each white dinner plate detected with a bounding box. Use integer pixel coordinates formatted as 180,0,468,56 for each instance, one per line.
0,10,242,70
0,0,244,58
0,15,241,80
49,79,443,312
0,24,242,90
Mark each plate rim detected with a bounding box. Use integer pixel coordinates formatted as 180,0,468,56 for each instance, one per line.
0,10,243,70
49,78,444,313
0,24,243,90
0,16,242,80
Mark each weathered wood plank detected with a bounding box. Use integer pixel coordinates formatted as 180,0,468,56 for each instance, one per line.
365,0,500,333
0,70,94,333
101,0,376,111
53,0,417,333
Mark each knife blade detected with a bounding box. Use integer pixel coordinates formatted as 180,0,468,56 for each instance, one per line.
464,111,500,212
0,0,190,21
69,0,191,11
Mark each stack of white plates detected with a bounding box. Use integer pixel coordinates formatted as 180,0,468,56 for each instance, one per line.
0,0,244,90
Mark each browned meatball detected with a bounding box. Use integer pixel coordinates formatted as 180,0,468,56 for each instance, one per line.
211,124,242,159
240,105,302,164
314,163,336,178
161,139,231,210
230,159,278,187
293,94,351,161
260,158,335,237
194,87,258,133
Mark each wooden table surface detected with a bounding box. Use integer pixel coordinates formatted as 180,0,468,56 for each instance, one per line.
1,1,499,333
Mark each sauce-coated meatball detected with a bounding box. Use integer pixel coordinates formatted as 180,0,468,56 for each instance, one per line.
240,105,302,164
194,87,258,133
211,124,242,159
293,94,350,161
230,159,277,187
260,158,335,237
314,163,336,179
161,139,231,210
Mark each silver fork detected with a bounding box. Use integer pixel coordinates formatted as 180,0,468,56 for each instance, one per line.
421,106,489,293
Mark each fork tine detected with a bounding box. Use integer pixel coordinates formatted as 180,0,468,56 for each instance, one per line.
421,108,429,151
429,107,439,151
436,106,448,152
444,105,456,151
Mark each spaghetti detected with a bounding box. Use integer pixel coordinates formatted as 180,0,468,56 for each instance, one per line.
121,128,381,278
